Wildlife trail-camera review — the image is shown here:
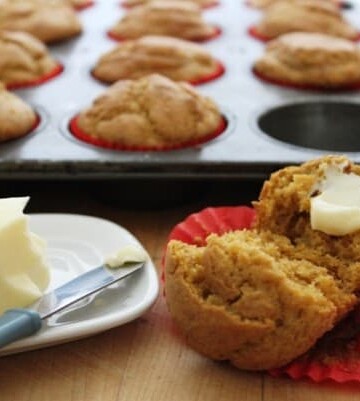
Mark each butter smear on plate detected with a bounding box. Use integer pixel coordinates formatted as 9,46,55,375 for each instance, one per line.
105,244,148,268
311,166,360,236
0,197,50,314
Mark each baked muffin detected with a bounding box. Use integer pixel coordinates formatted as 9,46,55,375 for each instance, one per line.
251,0,358,40
92,35,224,84
108,1,219,42
72,74,224,149
0,0,82,44
0,83,38,142
165,155,360,370
0,30,61,88
67,0,93,9
253,32,360,89
122,0,218,9
247,0,341,9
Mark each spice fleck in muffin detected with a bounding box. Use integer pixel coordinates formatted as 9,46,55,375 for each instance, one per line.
165,156,360,370
71,74,225,150
0,83,38,142
122,0,218,9
108,1,220,42
92,35,224,85
250,0,359,41
0,30,63,89
253,32,360,89
0,0,82,44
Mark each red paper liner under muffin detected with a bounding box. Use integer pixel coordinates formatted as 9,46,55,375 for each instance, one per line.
69,115,227,151
107,26,222,43
74,0,94,10
91,60,225,86
120,0,219,9
189,61,226,85
6,63,64,90
248,25,360,42
3,112,41,143
252,66,360,92
164,205,360,383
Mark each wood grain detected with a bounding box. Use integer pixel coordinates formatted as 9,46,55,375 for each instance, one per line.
0,181,358,400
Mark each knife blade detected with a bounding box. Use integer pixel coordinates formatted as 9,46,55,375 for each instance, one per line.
0,261,144,348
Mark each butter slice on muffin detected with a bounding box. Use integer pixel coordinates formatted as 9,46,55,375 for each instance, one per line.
108,0,219,41
0,0,82,44
93,35,223,84
74,74,223,148
252,0,358,40
254,32,360,88
165,156,360,370
0,83,37,142
0,30,60,88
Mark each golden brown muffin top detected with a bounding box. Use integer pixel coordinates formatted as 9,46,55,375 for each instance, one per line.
122,0,216,7
93,35,219,83
77,73,222,147
256,0,358,40
266,32,360,67
109,0,217,41
0,0,82,43
0,84,37,141
0,30,58,85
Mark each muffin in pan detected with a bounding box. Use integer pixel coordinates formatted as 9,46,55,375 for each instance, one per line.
164,155,360,370
92,35,225,85
253,32,360,90
108,1,220,42
0,30,63,89
247,0,342,9
249,0,359,41
67,0,94,10
70,74,226,151
0,0,82,44
121,0,219,9
0,83,38,142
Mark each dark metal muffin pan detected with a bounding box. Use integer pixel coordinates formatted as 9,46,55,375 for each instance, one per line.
2,0,360,180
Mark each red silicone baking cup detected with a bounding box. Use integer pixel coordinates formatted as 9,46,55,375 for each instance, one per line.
252,67,360,92
74,0,94,10
164,205,360,383
120,0,219,9
107,26,222,43
6,64,64,90
69,115,227,151
248,25,360,42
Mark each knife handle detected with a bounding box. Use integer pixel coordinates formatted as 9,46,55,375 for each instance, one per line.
0,309,42,348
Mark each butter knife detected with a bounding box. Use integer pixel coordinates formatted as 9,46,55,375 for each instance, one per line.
0,261,144,348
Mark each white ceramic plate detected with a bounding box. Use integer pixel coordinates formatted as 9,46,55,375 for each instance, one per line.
0,214,159,356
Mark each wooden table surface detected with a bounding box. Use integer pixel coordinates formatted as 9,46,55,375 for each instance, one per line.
0,180,359,401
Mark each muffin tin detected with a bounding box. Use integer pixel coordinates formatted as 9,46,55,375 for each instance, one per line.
3,0,360,180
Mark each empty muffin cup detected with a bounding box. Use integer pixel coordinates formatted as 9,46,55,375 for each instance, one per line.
257,101,360,152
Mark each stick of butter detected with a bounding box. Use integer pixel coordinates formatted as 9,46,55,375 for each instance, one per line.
0,197,50,314
310,167,360,236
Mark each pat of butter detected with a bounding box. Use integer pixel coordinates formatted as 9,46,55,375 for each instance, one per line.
0,197,50,314
105,245,148,268
310,167,360,235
